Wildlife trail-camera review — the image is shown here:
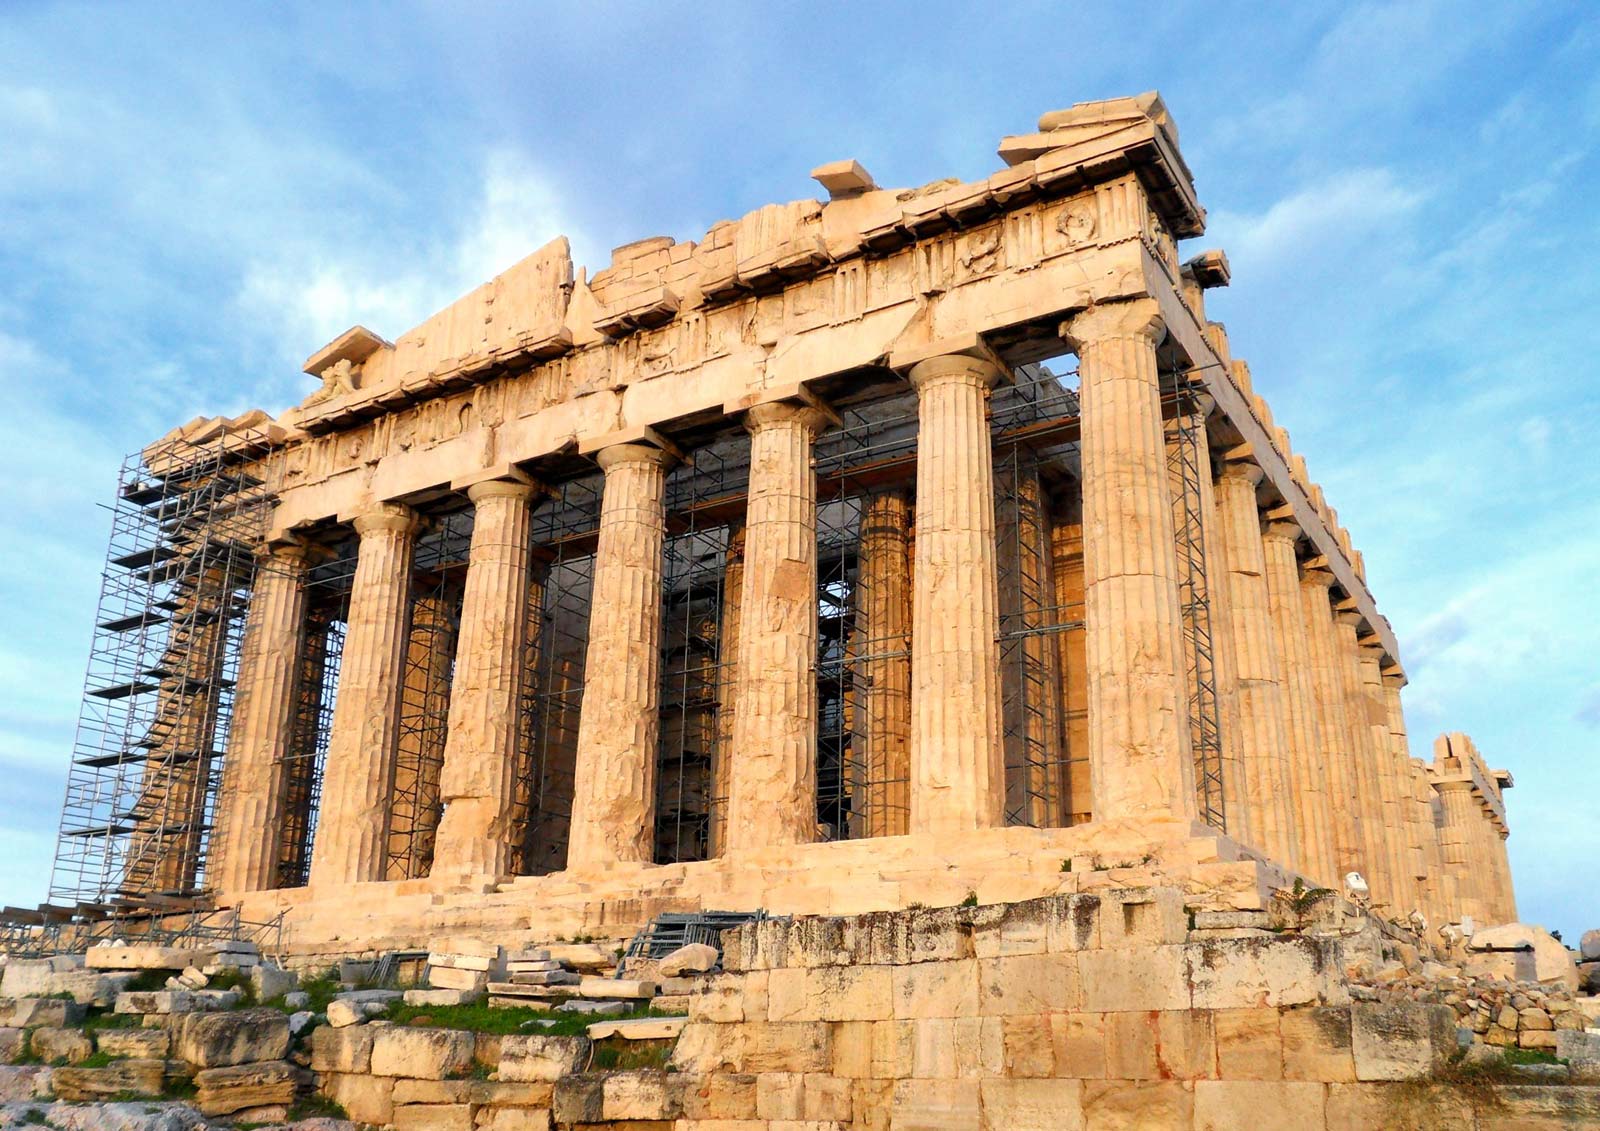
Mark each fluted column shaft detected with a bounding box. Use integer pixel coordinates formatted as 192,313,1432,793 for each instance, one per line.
1490,824,1517,925
708,523,744,857
308,504,418,887
431,480,540,879
1214,464,1298,866
1381,675,1427,915
1049,494,1091,825
1333,615,1394,909
726,402,828,850
1358,641,1412,913
567,444,670,868
908,353,1006,834
1300,570,1364,879
1262,524,1337,885
857,491,912,837
1436,782,1481,924
1065,303,1196,822
212,545,311,896
387,591,456,879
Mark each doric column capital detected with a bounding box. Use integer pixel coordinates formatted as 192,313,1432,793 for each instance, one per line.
1333,609,1365,630
353,501,419,538
1059,298,1166,351
907,353,1007,392
1300,565,1337,591
595,442,675,472
466,477,541,505
744,398,833,438
1218,459,1265,488
256,538,318,567
1262,520,1302,545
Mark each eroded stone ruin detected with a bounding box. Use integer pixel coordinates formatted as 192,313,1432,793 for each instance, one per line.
8,91,1598,1130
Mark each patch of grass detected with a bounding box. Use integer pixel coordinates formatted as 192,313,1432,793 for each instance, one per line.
286,1094,348,1121
17,1108,48,1126
204,968,256,1005
1501,1046,1561,1067
591,1038,674,1071
83,1009,142,1031
384,1000,683,1036
1060,859,1072,873
122,970,170,993
11,1029,43,1066
959,891,979,908
76,1049,126,1068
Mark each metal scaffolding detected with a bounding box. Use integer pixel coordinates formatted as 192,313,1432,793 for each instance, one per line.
1164,367,1228,832
48,430,276,909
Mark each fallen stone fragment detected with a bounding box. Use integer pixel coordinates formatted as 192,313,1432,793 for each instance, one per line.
656,943,719,977
0,998,86,1027
176,1006,291,1067
51,1058,167,1101
554,1000,627,1016
29,1026,93,1065
194,1058,303,1115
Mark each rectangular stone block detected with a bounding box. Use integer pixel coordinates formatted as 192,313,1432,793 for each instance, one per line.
1080,1079,1193,1129
113,990,196,1016
370,1027,476,1079
1194,1080,1326,1130
1002,1014,1055,1078
1280,1006,1355,1082
681,1072,758,1120
1186,937,1345,1010
979,1077,1084,1131
893,958,979,1019
0,998,85,1028
892,1077,980,1130
1098,887,1187,949
1078,946,1189,1012
770,965,892,1023
1155,1011,1217,1081
1104,1011,1160,1080
321,1071,395,1125
756,1072,803,1120
428,966,490,991
739,1021,832,1074
601,1070,683,1121
393,1103,475,1131
1351,1003,1456,1081
1213,1008,1283,1080
311,1025,374,1074
497,1034,590,1082
85,946,205,971
1050,1012,1109,1079
978,953,1082,1015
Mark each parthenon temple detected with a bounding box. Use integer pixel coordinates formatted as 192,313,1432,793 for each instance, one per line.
46,92,1518,955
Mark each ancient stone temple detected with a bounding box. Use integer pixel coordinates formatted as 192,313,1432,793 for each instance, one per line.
47,92,1519,953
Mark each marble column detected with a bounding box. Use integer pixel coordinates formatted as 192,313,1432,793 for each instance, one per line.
856,490,912,837
1332,613,1394,909
1489,823,1517,925
386,590,456,880
567,444,671,868
1213,461,1299,867
907,352,1007,834
1382,672,1427,915
708,523,744,857
1063,302,1196,822
1262,522,1338,886
1359,641,1413,915
308,503,419,887
430,479,540,879
1435,781,1482,925
1300,568,1364,880
1049,492,1091,825
211,544,312,896
726,401,829,851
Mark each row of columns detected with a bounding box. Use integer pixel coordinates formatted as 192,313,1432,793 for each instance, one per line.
211,298,1465,924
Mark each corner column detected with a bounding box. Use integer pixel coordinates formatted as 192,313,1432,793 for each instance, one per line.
1299,567,1364,879
1064,302,1196,822
308,503,419,887
1435,780,1482,924
211,543,312,896
1332,612,1395,909
566,444,672,868
726,401,830,851
907,352,1007,834
430,478,541,880
1214,460,1299,866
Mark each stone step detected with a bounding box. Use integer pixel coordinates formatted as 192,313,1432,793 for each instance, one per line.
586,1016,687,1040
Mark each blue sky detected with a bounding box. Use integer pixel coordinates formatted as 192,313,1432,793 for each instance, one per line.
1,2,1595,935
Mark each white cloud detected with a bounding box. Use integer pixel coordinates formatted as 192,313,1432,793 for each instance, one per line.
1209,167,1424,276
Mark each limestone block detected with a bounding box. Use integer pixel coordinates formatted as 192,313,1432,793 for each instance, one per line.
1079,1079,1193,1131
1098,887,1187,949
682,1072,759,1120
892,1076,981,1130
96,1028,170,1059
322,1070,396,1125
1469,923,1579,990
371,1026,476,1078
980,1077,1084,1131
738,1021,832,1074
1279,1006,1355,1082
1324,1081,1474,1128
480,1108,552,1131
194,1059,301,1116
1155,1010,1217,1081
429,965,491,991
405,988,485,1007
770,965,892,1022
1194,1080,1326,1131
50,1058,166,1101
688,974,754,1024
756,1071,804,1119
586,1016,686,1040
0,960,54,998
113,990,194,1016
245,963,296,1003
393,1103,476,1131
496,1034,590,1082
978,953,1083,1015
28,1027,91,1065
326,999,365,1027
543,942,619,970
1582,928,1600,961
1350,1002,1456,1081
1212,1008,1282,1080
44,971,135,1007
1050,1013,1109,1079
0,998,85,1027
658,942,720,976
1185,937,1346,1009
85,946,205,971
310,1024,374,1074
175,1007,290,1067
891,957,980,1020
0,1028,22,1064
0,1063,50,1099
1078,946,1188,1012
1002,1014,1054,1077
